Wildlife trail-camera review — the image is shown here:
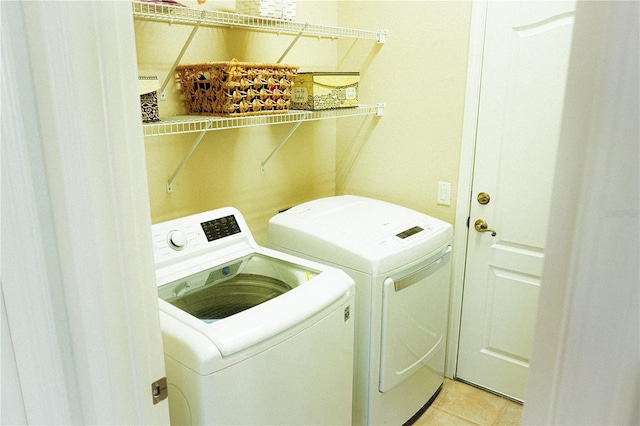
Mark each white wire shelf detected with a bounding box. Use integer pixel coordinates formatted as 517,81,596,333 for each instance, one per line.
132,1,387,43
142,104,384,137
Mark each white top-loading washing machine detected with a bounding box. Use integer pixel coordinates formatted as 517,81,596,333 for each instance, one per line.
268,195,454,425
152,207,355,425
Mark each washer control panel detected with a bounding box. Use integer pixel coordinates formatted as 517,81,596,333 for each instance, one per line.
152,207,252,266
201,215,241,242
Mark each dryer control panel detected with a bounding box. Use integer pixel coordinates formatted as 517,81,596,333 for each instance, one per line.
395,226,424,240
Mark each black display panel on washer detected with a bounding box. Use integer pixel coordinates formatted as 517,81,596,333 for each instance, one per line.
201,215,241,241
396,226,424,239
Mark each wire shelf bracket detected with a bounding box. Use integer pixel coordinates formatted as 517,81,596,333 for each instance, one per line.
260,120,305,174
159,13,205,99
166,121,213,193
157,104,384,191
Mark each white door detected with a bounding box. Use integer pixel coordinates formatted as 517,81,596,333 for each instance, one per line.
456,1,576,401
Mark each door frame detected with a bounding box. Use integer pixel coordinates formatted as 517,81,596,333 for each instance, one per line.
445,0,488,378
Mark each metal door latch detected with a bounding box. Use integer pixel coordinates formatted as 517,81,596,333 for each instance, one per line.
151,377,168,405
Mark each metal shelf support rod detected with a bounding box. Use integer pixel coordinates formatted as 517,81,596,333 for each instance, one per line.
277,23,309,63
166,121,213,193
261,120,305,174
160,10,205,97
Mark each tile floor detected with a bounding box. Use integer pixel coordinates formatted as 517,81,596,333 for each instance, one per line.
414,379,523,426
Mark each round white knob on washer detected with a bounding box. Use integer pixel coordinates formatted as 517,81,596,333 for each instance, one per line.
167,230,188,250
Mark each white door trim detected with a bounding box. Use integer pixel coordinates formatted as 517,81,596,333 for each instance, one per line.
2,3,80,421
2,2,169,423
446,0,487,378
523,1,639,423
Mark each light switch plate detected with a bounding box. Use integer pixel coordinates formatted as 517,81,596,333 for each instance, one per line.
437,181,451,206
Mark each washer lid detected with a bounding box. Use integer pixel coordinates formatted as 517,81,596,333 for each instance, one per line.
268,196,453,274
158,247,354,369
158,253,316,323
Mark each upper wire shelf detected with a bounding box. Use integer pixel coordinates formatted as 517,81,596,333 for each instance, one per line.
131,1,387,43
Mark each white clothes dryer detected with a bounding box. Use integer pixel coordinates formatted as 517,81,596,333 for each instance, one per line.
152,207,355,425
268,196,454,425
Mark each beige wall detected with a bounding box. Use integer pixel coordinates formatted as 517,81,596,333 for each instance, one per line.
135,0,471,243
336,1,472,226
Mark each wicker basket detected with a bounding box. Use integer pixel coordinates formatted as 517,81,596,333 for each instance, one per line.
176,61,299,116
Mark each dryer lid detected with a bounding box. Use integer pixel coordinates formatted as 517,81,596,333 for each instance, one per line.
268,196,453,274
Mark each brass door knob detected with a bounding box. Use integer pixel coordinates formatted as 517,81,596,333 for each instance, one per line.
477,192,491,205
474,219,497,237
